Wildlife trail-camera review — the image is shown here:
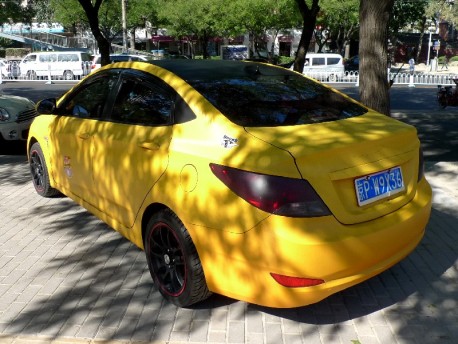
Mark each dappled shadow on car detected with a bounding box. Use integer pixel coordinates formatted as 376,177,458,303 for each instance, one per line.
245,206,456,338
1,154,455,342
3,62,454,343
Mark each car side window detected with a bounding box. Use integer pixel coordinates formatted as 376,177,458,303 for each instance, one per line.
111,78,174,126
61,73,118,119
312,57,325,66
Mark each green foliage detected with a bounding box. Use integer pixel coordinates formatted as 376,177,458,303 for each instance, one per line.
426,0,458,27
438,55,458,63
390,0,428,34
47,0,159,38
319,0,359,31
278,55,295,64
5,47,31,58
0,0,23,24
318,0,359,54
0,38,12,47
31,0,56,24
157,0,225,37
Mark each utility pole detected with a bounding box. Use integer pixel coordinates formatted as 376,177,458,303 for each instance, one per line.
122,0,127,52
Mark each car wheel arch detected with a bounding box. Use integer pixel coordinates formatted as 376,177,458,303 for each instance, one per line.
27,137,38,157
141,202,169,246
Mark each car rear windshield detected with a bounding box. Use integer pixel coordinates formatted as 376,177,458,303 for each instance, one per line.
191,73,367,127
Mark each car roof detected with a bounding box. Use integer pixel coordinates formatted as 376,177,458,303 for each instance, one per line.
146,59,292,82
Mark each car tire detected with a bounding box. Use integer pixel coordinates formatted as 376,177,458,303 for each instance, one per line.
63,71,73,80
328,74,336,82
144,208,212,307
26,71,36,80
29,142,60,197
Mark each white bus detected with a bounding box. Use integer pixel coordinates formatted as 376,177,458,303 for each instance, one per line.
19,51,91,80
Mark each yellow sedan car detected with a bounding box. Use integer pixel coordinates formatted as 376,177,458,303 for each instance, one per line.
27,60,432,308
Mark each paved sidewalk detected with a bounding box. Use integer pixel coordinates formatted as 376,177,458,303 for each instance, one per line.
395,61,458,75
0,155,457,344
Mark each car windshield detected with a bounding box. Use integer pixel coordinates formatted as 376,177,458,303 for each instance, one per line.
191,74,367,127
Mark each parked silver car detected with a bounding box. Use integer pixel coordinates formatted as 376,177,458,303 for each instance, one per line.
0,93,37,140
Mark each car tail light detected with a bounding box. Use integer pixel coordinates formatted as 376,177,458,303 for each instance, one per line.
270,273,325,288
210,163,331,217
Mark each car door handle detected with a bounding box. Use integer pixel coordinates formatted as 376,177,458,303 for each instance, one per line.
77,132,91,140
138,141,161,151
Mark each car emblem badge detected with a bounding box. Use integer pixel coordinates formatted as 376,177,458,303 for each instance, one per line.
63,155,73,178
221,135,238,149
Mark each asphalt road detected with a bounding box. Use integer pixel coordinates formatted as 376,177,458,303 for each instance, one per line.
335,85,458,162
1,81,457,161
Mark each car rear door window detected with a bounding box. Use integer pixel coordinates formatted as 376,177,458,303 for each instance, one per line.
111,76,174,126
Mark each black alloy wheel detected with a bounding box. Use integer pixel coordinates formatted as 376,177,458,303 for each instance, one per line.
29,142,60,197
144,209,211,307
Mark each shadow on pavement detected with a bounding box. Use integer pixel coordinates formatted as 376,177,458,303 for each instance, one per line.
0,140,27,156
5,197,455,342
1,126,456,343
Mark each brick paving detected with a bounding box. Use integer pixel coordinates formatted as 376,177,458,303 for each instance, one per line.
0,155,457,344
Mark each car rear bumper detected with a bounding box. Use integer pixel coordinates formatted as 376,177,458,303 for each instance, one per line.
191,177,432,308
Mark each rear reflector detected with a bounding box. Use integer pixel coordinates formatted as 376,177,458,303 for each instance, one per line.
270,273,325,288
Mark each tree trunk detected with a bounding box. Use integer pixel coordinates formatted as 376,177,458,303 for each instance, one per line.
359,0,394,116
293,0,320,73
78,0,111,66
416,16,427,63
201,30,209,59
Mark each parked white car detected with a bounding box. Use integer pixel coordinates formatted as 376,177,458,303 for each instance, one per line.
90,54,150,73
0,93,37,140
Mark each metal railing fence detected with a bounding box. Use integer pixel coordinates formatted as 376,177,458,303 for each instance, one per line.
304,71,458,86
2,63,458,86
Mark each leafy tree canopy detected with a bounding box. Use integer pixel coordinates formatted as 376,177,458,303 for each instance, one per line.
426,0,458,26
0,0,24,24
390,0,429,35
317,0,359,56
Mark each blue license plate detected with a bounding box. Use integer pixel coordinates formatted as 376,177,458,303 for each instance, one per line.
354,167,405,206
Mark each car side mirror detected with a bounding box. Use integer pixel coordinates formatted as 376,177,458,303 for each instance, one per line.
36,98,57,115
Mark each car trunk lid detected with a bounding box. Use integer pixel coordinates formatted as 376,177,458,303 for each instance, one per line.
244,112,421,225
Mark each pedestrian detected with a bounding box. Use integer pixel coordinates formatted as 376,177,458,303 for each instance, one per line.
409,57,415,75
441,48,452,70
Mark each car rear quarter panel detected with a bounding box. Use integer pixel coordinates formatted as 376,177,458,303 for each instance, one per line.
136,112,301,239
188,176,431,307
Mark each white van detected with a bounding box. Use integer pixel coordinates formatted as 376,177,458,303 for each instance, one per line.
90,54,149,73
301,53,345,82
19,51,92,80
